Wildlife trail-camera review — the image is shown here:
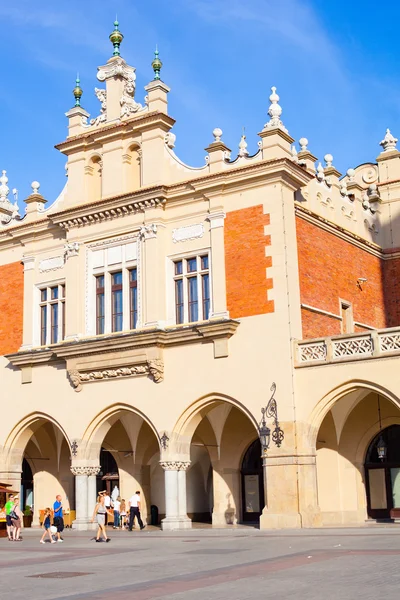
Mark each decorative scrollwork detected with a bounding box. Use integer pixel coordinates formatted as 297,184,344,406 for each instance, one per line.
260,382,284,449
160,432,169,450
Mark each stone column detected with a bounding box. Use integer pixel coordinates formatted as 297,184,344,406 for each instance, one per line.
71,466,89,530
177,463,192,529
87,467,100,529
160,461,191,530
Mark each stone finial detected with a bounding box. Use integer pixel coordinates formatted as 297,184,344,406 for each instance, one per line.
291,145,298,162
265,86,287,132
299,137,308,152
316,162,325,182
73,75,83,108
0,170,9,200
109,19,123,57
324,153,333,168
212,128,223,143
238,130,249,157
346,168,356,181
31,181,40,195
152,46,162,81
380,128,398,152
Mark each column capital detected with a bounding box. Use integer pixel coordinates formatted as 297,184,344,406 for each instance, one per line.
70,465,100,476
22,255,35,271
160,461,191,471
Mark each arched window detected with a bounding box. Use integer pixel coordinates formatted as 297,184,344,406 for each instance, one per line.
86,155,102,202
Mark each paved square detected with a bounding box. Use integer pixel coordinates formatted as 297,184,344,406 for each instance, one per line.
2,526,400,599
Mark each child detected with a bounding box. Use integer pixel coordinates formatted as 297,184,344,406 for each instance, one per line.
120,499,127,529
40,508,56,544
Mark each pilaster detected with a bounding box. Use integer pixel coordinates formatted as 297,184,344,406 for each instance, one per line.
207,211,229,322
20,256,35,351
64,242,83,341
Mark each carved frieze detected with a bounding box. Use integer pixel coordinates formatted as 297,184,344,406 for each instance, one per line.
172,223,204,243
39,256,65,273
68,359,164,392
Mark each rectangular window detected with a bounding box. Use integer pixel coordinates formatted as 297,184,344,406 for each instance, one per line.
129,268,138,329
39,283,65,346
111,271,123,332
96,275,105,335
173,254,210,324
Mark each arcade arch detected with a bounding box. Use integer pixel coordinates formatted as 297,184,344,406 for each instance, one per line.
2,414,73,525
311,382,400,525
169,395,261,528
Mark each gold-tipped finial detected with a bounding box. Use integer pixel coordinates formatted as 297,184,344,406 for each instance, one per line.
73,74,83,107
109,18,123,56
152,46,162,80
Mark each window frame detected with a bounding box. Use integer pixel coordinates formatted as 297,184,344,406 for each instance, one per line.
38,282,66,346
172,252,211,325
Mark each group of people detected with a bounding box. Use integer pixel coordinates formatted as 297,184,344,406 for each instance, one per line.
40,494,64,544
92,490,145,542
4,494,23,541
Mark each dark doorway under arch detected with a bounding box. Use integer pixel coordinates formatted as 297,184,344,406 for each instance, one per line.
365,425,400,520
241,439,264,523
98,449,119,496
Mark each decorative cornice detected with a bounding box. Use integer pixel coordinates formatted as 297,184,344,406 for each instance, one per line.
55,111,176,152
6,320,239,371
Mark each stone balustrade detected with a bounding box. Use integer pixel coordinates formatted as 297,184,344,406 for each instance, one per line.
295,327,400,367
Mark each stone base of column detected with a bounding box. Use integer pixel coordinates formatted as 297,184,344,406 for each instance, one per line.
161,516,192,531
72,519,97,531
259,510,301,530
300,507,323,528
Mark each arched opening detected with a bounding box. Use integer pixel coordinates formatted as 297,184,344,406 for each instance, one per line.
313,385,400,525
241,439,264,523
86,155,102,202
4,416,73,525
124,145,141,192
83,407,161,525
173,396,260,526
365,425,400,520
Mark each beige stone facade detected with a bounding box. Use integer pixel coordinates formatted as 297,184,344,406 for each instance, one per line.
2,26,400,530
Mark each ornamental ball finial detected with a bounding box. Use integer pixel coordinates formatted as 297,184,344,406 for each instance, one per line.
324,153,333,167
212,128,223,142
152,46,163,81
73,75,83,108
31,181,40,194
299,138,309,152
109,19,123,57
346,167,356,181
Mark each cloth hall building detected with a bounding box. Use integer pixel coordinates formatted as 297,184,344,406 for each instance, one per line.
2,23,400,530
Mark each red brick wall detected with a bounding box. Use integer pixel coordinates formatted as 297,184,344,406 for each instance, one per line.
296,216,386,338
383,255,400,327
225,205,274,318
0,261,23,355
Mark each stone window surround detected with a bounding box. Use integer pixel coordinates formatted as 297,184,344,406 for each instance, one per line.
33,277,66,347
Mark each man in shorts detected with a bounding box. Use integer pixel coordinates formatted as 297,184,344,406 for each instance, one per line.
4,494,15,541
53,495,64,542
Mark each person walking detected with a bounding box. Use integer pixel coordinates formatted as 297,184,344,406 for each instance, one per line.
120,499,127,529
11,496,23,542
113,495,121,529
4,494,15,541
40,508,56,544
104,491,111,527
91,494,112,542
128,490,145,531
53,494,64,542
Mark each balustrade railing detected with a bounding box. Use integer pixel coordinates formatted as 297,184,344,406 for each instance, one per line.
295,327,400,366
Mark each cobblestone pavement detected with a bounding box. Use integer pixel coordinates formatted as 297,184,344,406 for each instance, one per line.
1,526,400,599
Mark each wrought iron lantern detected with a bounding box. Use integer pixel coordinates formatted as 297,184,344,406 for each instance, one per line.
259,383,284,453
377,435,387,462
259,411,271,454
376,395,387,462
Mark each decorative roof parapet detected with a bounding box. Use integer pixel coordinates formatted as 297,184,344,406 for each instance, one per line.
0,170,20,225
380,128,398,153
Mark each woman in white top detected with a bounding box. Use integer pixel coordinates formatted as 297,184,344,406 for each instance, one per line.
119,499,127,529
113,495,121,529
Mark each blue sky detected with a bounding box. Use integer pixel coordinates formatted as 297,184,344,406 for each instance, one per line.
1,0,400,206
